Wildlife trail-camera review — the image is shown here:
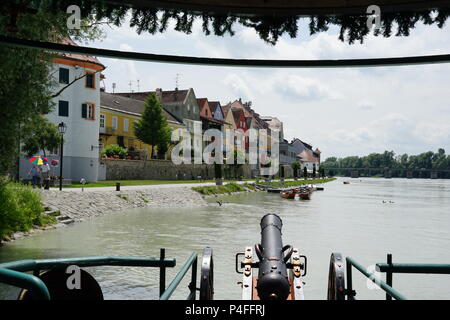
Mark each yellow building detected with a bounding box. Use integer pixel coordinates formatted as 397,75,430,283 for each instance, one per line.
99,91,185,159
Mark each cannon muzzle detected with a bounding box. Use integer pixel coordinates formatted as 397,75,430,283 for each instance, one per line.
255,213,291,300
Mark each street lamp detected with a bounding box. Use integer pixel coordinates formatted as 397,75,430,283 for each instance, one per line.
58,122,67,191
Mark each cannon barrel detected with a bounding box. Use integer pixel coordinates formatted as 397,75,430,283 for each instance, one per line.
256,213,291,300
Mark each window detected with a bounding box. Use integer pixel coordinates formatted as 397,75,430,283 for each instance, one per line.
81,103,95,120
59,68,69,84
123,118,129,133
112,116,118,130
100,114,105,128
58,100,69,117
85,72,95,88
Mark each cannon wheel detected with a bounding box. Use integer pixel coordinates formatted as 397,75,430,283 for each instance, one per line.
327,252,346,300
200,247,214,300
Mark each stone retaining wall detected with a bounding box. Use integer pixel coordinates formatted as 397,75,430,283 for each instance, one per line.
102,158,255,180
102,159,294,180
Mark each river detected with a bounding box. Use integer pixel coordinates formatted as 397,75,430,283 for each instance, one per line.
1,178,449,300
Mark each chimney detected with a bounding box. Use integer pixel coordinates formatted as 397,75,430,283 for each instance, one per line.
155,88,162,98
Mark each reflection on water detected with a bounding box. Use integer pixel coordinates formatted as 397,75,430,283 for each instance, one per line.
1,178,450,300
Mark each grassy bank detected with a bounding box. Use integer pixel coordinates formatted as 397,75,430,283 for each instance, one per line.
192,182,256,195
0,182,56,240
265,177,336,188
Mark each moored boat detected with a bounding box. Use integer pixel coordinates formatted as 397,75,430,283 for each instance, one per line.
298,190,311,200
280,189,296,199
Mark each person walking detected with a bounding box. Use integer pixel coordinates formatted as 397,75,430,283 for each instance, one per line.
41,160,51,190
28,165,40,188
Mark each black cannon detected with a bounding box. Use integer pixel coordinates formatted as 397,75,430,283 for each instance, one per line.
236,213,307,300
255,213,292,300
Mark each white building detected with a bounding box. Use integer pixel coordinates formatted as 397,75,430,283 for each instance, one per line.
297,149,321,173
19,38,105,182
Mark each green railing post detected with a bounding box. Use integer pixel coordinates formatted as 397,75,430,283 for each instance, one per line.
346,259,354,300
386,254,393,301
187,256,198,300
159,248,166,297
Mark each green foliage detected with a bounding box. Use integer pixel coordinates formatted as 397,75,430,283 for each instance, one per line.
102,144,128,159
0,181,54,239
134,93,171,158
322,149,450,178
291,162,300,178
192,182,246,195
21,117,61,157
322,149,450,171
25,1,450,45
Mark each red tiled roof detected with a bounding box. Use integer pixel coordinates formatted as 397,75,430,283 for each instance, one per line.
297,150,319,162
58,37,105,69
222,105,231,117
208,101,223,115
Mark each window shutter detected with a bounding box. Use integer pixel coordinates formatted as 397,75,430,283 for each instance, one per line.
81,104,87,118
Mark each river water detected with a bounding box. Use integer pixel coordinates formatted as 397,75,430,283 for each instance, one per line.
1,178,449,300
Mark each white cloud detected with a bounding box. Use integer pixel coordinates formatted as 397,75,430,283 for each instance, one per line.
328,113,450,156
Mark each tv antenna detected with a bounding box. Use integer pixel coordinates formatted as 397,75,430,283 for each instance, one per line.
175,73,181,90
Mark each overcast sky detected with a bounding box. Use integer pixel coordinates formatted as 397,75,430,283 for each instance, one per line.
90,16,450,159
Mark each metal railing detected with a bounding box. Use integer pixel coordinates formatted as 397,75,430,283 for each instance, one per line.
376,254,450,300
345,256,407,300
0,248,176,300
345,254,450,300
160,252,198,300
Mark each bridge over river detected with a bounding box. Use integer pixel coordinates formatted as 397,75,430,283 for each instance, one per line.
324,167,450,179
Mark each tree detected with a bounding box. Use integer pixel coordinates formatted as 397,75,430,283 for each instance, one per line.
21,117,61,157
156,127,172,160
303,166,308,180
291,162,300,179
25,1,450,45
134,93,171,159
